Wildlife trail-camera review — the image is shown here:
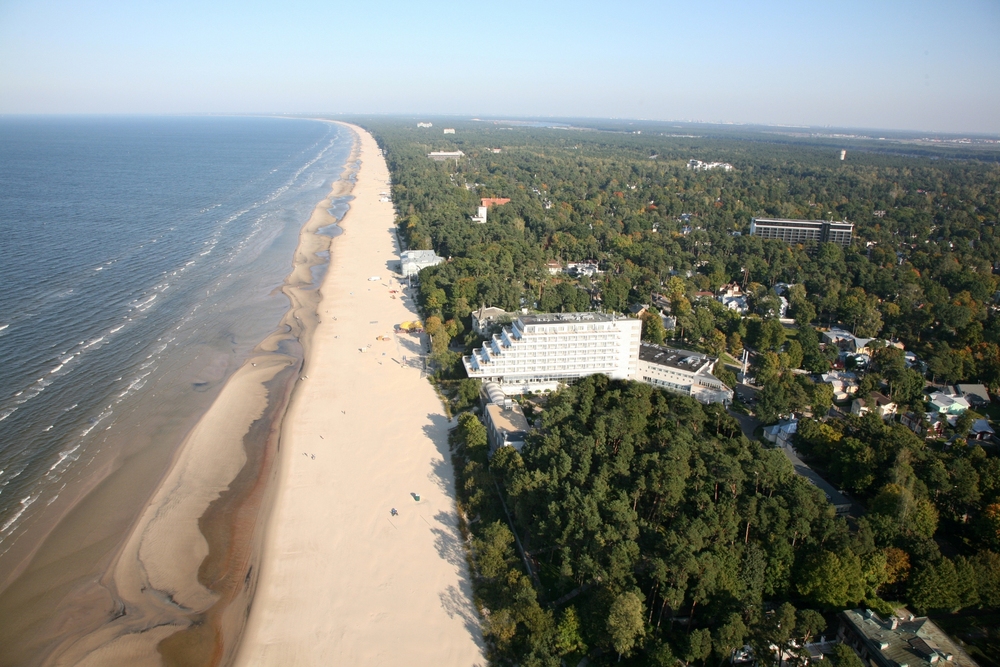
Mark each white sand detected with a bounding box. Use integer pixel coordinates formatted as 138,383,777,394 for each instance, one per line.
233,124,485,666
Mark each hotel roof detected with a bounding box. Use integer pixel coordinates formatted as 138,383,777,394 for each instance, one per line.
518,312,621,325
638,343,714,371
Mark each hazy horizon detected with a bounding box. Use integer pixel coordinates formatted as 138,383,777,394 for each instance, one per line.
1,0,998,134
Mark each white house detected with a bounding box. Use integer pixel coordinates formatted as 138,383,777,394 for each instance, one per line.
720,295,749,314
399,249,445,277
566,260,601,277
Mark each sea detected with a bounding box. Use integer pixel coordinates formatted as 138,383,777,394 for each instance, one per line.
0,116,353,567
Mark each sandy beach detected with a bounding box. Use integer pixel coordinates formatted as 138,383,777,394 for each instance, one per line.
232,124,484,665
0,121,482,667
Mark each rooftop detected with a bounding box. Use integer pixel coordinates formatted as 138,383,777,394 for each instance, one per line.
518,312,620,325
401,249,442,260
752,218,827,228
485,402,530,436
638,343,714,371
842,609,980,667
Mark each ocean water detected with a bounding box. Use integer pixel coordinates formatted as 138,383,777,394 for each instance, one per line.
0,116,352,560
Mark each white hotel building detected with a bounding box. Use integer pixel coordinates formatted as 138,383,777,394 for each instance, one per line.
463,313,641,394
462,312,732,404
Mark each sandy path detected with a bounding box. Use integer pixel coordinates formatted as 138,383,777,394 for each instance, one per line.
233,124,485,666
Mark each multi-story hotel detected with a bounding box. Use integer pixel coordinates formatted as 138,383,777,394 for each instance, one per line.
749,218,853,247
462,312,642,394
462,312,732,404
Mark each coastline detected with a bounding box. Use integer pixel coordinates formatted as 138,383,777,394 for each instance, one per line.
232,124,485,665
0,125,362,666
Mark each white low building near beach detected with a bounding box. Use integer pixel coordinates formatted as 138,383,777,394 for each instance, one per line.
398,249,444,277
463,312,642,394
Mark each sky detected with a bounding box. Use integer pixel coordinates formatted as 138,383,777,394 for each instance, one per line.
1,0,998,133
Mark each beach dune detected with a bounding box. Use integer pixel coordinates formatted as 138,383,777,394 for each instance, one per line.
232,124,485,665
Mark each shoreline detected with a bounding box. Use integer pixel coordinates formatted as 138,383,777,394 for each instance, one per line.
233,124,485,665
0,125,362,666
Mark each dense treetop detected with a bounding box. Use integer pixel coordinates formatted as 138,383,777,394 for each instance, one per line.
356,118,1000,665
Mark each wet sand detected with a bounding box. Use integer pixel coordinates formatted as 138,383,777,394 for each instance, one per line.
232,125,485,665
0,125,361,666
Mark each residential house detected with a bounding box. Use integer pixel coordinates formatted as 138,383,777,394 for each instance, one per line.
929,389,971,415
820,370,860,402
956,383,991,408
823,328,874,355
545,260,562,275
718,282,744,298
628,303,649,318
900,411,926,436
971,419,995,441
471,306,508,336
720,295,749,314
852,392,897,419
566,260,601,277
925,412,946,437
763,419,798,447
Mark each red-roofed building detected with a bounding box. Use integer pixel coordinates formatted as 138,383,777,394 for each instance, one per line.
481,197,511,208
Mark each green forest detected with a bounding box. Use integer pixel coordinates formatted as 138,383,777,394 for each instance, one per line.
354,117,1000,665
